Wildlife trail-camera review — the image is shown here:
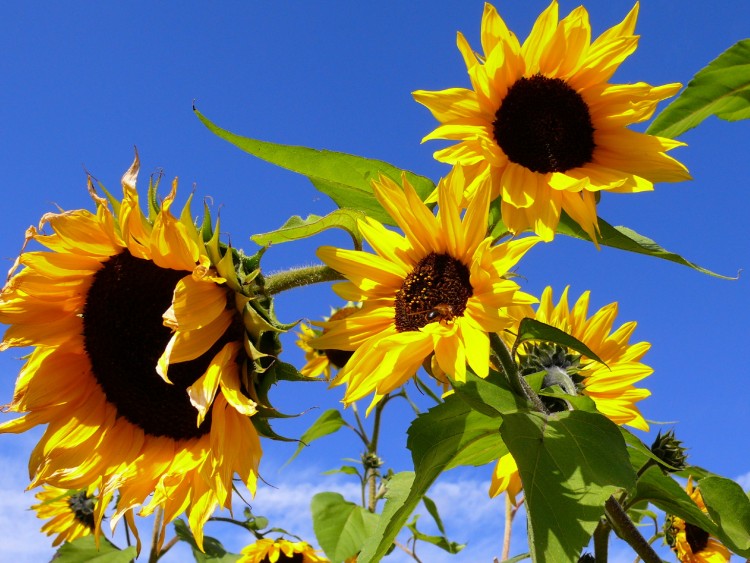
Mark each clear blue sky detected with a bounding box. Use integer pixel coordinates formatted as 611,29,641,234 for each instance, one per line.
0,2,748,561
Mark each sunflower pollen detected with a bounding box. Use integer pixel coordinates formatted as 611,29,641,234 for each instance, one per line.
394,253,472,332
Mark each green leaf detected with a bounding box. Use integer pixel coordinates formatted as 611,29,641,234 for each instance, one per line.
422,495,446,536
359,472,415,562
648,39,750,138
451,369,528,418
251,210,365,248
194,108,435,226
407,515,465,554
516,318,606,366
558,213,735,279
323,465,363,478
173,519,240,562
631,466,717,533
699,475,750,555
500,410,636,562
53,536,138,563
286,409,347,464
311,492,379,562
358,396,507,562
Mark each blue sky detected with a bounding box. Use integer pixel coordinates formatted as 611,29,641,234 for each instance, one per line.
0,1,748,561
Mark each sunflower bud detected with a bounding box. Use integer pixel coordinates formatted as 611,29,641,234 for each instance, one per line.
650,429,688,472
577,553,595,563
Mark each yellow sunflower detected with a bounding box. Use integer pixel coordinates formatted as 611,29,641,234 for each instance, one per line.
238,538,328,563
413,2,690,242
296,305,359,380
31,484,98,547
665,479,732,562
490,285,652,502
311,165,538,410
0,154,262,550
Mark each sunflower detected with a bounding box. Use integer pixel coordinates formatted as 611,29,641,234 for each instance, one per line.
413,2,690,242
296,305,359,380
490,285,652,502
31,484,98,547
238,538,328,563
0,154,263,550
665,479,732,562
311,165,538,410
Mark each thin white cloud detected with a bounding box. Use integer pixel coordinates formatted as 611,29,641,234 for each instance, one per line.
735,470,750,491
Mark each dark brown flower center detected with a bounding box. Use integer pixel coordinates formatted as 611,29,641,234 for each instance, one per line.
493,74,595,173
83,249,240,440
394,253,472,332
67,491,96,530
685,522,710,554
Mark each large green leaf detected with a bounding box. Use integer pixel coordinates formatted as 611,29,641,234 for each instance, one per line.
558,213,735,279
53,536,139,563
632,465,717,532
251,210,365,248
648,40,750,138
194,108,435,225
311,492,379,562
359,472,415,562
286,409,347,464
451,369,528,418
699,475,750,555
357,395,508,562
500,410,636,562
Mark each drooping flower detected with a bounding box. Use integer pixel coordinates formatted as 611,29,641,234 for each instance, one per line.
0,154,263,550
31,485,98,547
238,538,329,563
490,285,652,502
665,479,732,562
312,166,538,410
296,305,360,380
413,2,690,242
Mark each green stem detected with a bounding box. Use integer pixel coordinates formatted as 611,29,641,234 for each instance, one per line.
263,264,344,295
604,496,661,563
148,507,164,563
367,400,386,513
489,332,548,414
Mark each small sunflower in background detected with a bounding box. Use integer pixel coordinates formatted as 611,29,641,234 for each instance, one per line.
238,538,329,563
0,153,266,550
31,485,98,547
665,479,732,562
413,2,690,242
296,305,360,380
312,165,538,411
490,286,652,502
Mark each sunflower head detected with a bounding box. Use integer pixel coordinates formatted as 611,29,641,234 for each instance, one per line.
238,538,329,563
664,479,732,562
31,485,99,547
491,285,652,500
0,153,283,550
413,1,690,242
312,167,538,410
296,305,360,380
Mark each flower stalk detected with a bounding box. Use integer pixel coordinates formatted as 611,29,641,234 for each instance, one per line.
263,264,345,295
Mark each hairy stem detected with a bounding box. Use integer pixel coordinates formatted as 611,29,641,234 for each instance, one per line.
604,496,661,563
501,494,513,561
148,507,165,563
593,518,610,563
490,332,548,414
263,264,344,295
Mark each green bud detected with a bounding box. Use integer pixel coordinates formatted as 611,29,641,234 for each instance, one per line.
650,429,688,472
